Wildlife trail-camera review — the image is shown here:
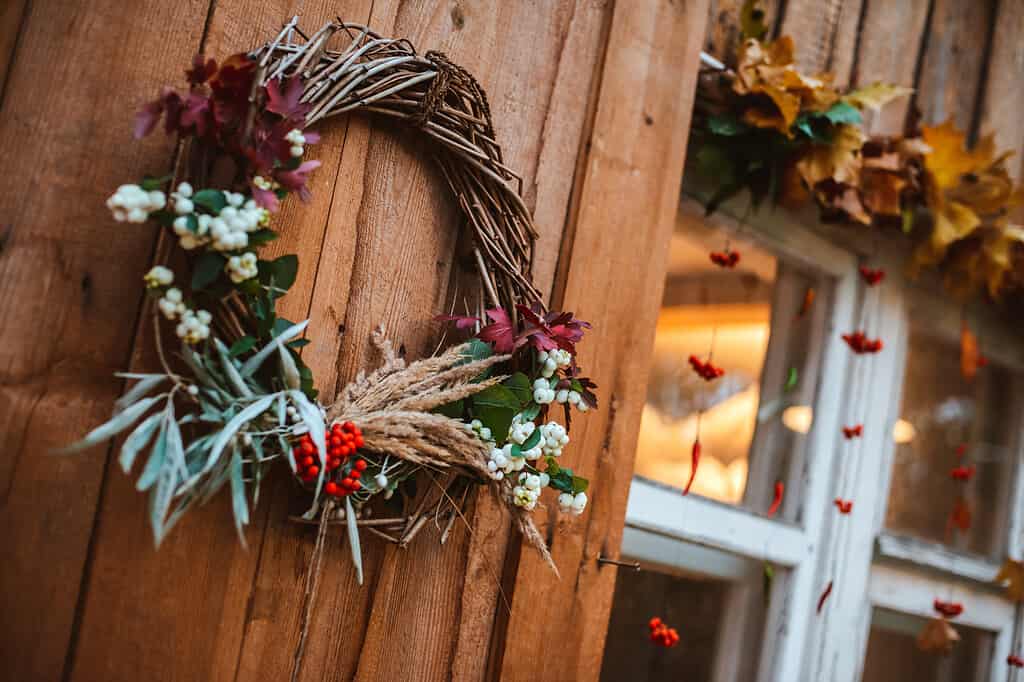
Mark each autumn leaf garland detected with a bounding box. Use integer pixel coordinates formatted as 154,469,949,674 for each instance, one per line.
694,0,1024,303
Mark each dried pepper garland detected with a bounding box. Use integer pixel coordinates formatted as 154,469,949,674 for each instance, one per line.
694,0,1024,302
67,20,595,577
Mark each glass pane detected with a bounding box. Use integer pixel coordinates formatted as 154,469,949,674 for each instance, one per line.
885,315,1020,558
861,607,993,682
635,213,830,519
600,558,771,682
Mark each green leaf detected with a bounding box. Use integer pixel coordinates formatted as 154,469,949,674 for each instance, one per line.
520,402,542,421
521,427,541,451
193,189,227,213
229,336,257,357
229,445,249,544
784,367,798,392
504,372,532,405
823,101,862,126
192,251,226,291
433,399,464,419
708,115,749,137
118,412,162,473
140,174,173,191
136,416,168,491
248,228,278,246
61,394,163,452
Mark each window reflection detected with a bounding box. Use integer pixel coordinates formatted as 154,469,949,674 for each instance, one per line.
635,214,827,518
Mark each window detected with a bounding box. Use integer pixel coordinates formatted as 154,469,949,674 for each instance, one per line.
603,188,1024,682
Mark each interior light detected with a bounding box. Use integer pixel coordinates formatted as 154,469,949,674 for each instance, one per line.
893,419,916,444
782,405,813,434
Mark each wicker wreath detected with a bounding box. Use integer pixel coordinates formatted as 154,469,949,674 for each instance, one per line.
68,19,596,580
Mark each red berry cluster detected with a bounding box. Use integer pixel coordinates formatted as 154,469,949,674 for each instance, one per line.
688,355,724,381
834,498,853,514
933,599,963,619
858,266,885,286
950,465,975,482
710,250,740,268
842,424,863,439
291,421,367,497
1008,654,1024,668
648,617,679,648
842,331,883,354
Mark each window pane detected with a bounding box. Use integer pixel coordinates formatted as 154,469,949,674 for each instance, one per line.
635,212,830,519
600,559,770,682
885,315,1020,558
861,608,993,682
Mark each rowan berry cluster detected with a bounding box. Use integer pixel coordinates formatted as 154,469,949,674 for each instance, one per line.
688,355,724,381
292,421,367,497
648,617,680,647
842,331,883,354
709,250,740,268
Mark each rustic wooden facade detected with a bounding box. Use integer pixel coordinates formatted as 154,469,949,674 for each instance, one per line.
2,1,1023,681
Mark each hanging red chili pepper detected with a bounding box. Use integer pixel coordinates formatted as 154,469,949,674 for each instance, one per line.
683,439,701,495
834,498,853,514
933,599,963,619
842,424,863,439
767,480,784,517
858,265,885,286
817,580,834,614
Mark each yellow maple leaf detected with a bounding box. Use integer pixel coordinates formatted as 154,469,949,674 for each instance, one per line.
995,558,1024,602
796,124,865,187
843,82,914,111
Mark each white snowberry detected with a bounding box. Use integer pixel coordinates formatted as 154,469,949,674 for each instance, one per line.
144,265,174,289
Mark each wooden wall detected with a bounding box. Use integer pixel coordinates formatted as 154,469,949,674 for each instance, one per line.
3,0,1021,680
0,1,706,680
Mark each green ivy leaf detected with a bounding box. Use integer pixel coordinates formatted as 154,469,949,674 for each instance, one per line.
193,189,227,213
192,251,226,291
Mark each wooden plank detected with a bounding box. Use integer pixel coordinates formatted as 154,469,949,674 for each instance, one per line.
0,2,214,681
497,1,710,679
703,0,784,65
913,0,997,134
63,3,374,682
977,0,1024,181
849,0,931,136
779,0,865,89
229,2,614,680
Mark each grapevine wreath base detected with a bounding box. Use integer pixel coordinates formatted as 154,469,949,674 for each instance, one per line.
68,19,597,582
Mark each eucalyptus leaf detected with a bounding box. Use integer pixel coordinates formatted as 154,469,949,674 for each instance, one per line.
118,412,162,473
346,496,364,585
230,444,249,546
61,394,163,452
240,319,309,377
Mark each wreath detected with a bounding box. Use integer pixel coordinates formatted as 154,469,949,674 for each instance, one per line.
66,20,596,580
693,0,1024,303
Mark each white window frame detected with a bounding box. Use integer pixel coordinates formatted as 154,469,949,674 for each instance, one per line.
617,187,1024,682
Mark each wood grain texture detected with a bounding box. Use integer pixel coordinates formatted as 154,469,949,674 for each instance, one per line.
0,2,212,681
850,0,931,136
779,0,864,88
914,0,997,134
498,0,710,679
977,0,1024,181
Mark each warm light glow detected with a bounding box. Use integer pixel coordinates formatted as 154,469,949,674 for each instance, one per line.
893,419,916,444
782,405,813,434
